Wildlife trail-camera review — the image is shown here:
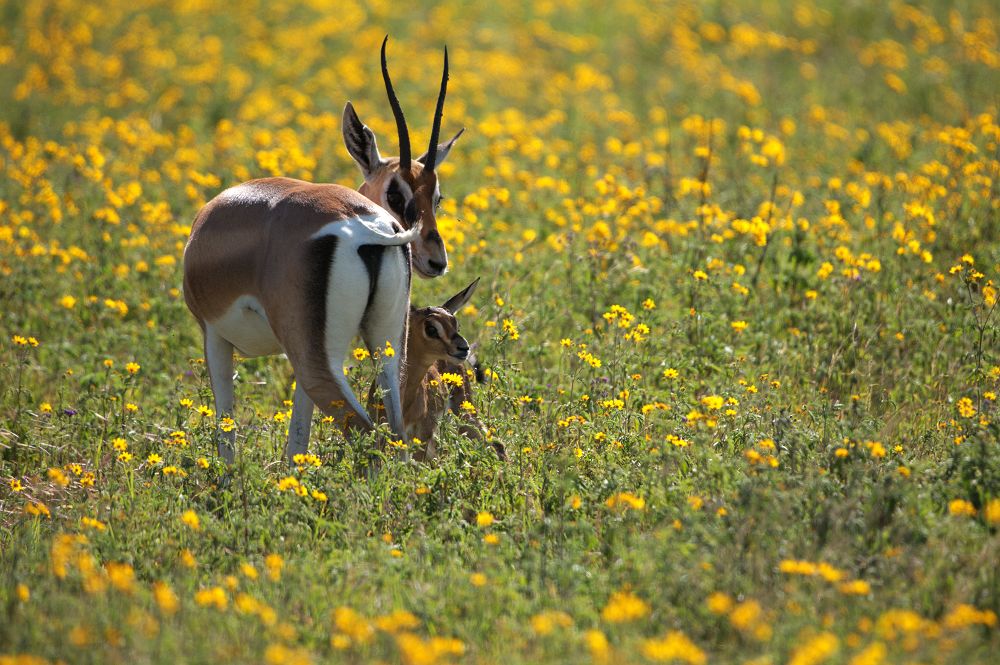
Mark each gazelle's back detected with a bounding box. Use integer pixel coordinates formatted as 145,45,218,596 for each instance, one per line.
183,177,384,327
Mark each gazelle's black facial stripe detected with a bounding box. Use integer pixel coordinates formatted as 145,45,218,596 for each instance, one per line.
429,319,447,340
384,176,412,218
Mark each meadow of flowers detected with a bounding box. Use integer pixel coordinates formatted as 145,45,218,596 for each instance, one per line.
2,0,1000,662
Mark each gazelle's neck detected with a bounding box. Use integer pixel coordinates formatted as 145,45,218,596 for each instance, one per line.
402,352,438,409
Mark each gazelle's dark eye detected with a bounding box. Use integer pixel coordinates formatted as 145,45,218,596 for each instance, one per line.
386,191,404,213
424,322,438,338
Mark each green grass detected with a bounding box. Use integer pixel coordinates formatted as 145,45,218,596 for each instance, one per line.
1,0,999,663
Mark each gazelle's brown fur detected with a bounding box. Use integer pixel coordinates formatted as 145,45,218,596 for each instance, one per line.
369,278,505,461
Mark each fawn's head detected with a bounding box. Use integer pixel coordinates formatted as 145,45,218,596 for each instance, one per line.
409,278,479,364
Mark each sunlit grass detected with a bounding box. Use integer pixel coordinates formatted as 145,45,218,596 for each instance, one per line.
2,0,999,663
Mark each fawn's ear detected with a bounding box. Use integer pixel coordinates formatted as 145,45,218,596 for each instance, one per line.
441,277,480,314
343,102,383,178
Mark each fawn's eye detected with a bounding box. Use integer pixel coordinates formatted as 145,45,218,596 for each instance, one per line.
424,322,438,338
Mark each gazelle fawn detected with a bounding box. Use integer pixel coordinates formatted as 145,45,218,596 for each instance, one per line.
370,278,505,461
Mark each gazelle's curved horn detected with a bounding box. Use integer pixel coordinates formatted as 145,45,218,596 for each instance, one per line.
381,36,411,171
422,46,449,173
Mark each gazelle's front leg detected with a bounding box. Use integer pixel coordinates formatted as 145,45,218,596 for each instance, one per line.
204,325,236,464
285,380,314,464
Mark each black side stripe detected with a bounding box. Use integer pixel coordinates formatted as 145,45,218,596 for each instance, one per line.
403,243,412,290
306,235,340,369
357,244,385,327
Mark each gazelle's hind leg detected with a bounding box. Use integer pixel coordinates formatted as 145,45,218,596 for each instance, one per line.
285,380,314,465
360,246,410,445
204,325,236,464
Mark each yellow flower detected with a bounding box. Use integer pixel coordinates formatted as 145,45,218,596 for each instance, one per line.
948,499,976,517
585,629,610,661
641,631,706,664
332,606,374,645
440,372,464,387
731,320,748,333
125,362,140,374
265,553,284,581
11,334,40,347
180,548,197,569
706,592,733,615
700,395,724,411
788,632,838,665
181,510,200,530
352,347,370,361
106,562,135,593
957,397,976,417
81,516,106,531
47,468,69,487
531,610,573,635
601,589,650,623
476,511,495,527
839,580,871,595
605,492,646,511
984,499,1000,524
501,318,520,340
194,586,228,610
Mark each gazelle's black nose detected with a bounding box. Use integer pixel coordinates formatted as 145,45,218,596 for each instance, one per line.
452,342,469,360
428,259,446,274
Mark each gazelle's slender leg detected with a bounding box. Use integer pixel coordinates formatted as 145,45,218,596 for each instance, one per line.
286,380,314,464
204,325,236,463
360,248,410,444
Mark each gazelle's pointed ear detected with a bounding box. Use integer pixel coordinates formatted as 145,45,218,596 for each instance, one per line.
442,276,480,314
417,128,464,168
343,102,383,178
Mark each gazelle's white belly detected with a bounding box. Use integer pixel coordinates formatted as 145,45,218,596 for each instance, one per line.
208,295,283,357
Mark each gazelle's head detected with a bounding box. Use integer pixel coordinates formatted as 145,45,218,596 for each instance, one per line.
343,37,463,279
409,278,479,365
